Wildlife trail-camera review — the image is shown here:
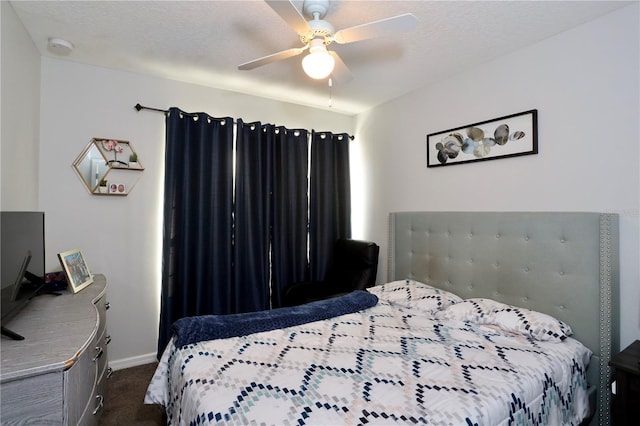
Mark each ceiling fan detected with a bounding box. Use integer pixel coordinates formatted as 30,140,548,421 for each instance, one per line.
238,0,418,82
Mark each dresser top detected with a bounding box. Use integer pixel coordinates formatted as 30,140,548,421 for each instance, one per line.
0,274,106,382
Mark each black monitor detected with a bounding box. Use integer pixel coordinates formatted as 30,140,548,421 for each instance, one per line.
1,211,46,340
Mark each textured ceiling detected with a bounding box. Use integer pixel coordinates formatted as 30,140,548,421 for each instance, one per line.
10,0,630,115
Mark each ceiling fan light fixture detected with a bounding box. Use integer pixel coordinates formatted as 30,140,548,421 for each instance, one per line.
302,39,335,79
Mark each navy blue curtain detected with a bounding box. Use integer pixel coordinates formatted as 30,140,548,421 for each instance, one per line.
235,123,310,309
309,132,352,280
157,109,234,357
234,120,272,313
157,111,350,357
270,127,310,308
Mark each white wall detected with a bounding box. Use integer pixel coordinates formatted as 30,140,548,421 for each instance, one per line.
1,1,40,210
357,4,640,349
37,58,355,367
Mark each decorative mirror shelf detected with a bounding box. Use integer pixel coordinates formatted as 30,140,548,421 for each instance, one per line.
73,138,144,196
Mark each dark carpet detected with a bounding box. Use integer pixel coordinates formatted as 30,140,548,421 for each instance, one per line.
99,362,165,426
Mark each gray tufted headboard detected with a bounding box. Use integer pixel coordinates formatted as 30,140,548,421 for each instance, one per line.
387,211,619,425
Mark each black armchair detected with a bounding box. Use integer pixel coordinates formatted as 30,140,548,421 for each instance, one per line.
282,239,380,307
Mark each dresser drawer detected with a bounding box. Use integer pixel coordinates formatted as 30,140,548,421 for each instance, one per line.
64,336,99,424
96,361,109,416
97,328,110,386
78,375,107,426
96,294,108,339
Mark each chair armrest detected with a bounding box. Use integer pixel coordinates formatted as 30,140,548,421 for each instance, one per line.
282,281,343,307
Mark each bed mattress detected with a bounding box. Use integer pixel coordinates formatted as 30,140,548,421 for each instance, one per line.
145,282,591,425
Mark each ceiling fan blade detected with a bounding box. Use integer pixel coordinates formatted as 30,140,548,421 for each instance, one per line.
329,51,353,84
333,13,418,44
238,46,308,70
265,0,310,35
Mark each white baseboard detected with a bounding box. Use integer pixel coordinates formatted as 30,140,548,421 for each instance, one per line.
109,352,158,371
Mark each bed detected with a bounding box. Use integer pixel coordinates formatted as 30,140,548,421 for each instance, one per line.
145,211,619,425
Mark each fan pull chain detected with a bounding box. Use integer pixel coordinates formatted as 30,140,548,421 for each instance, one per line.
328,77,333,108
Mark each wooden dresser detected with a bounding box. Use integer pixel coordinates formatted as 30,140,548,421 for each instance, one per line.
0,274,109,425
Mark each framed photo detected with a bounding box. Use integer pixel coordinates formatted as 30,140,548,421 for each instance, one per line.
427,109,537,167
108,182,126,194
58,249,93,293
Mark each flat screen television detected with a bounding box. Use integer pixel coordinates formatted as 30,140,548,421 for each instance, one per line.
1,211,46,340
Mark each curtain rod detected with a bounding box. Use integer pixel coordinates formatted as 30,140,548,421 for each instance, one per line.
134,103,354,140
134,103,170,114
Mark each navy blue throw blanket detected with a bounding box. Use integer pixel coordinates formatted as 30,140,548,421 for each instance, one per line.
172,290,378,348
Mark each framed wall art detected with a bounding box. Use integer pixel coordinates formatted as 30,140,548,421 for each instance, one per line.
58,248,93,293
426,109,538,167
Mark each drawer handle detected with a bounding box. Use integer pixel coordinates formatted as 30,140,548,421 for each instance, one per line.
93,394,104,416
107,367,113,379
105,335,112,345
93,346,104,362
105,302,111,310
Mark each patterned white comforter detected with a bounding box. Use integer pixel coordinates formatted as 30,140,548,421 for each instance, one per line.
145,282,591,425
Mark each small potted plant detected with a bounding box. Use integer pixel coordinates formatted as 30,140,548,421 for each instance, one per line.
128,152,139,168
98,179,108,194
